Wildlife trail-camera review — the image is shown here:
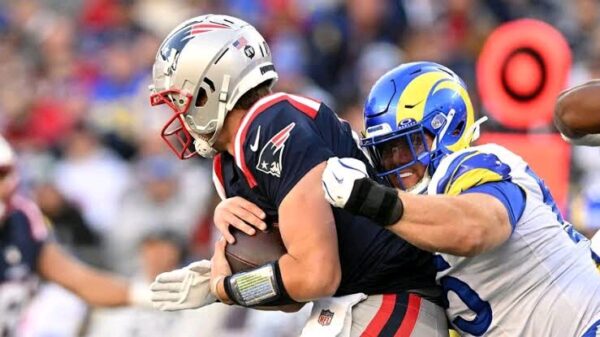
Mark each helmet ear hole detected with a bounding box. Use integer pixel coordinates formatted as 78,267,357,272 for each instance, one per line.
452,120,465,137
195,88,208,107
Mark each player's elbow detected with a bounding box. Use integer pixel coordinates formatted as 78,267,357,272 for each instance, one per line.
303,259,341,298
455,210,510,257
453,224,488,257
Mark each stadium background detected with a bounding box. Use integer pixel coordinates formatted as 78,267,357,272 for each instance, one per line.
0,0,599,336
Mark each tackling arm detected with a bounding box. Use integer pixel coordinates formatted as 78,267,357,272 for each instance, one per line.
323,157,517,257
388,191,512,256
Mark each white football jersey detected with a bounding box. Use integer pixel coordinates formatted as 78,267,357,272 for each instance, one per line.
428,144,600,337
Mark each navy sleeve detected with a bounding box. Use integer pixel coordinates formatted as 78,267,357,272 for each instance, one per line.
462,181,526,230
240,99,334,208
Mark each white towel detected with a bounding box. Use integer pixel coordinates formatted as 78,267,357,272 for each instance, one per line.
300,293,367,337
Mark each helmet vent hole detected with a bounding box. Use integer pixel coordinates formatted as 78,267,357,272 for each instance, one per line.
195,88,208,107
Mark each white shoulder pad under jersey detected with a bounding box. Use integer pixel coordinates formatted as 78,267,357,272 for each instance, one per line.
428,144,600,337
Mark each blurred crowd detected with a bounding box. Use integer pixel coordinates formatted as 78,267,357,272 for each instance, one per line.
1,0,600,336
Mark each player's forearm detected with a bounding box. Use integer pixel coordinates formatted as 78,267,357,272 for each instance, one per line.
388,192,510,256
38,243,132,307
66,268,131,307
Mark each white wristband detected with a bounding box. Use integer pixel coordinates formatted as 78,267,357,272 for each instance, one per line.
128,282,153,308
561,133,600,146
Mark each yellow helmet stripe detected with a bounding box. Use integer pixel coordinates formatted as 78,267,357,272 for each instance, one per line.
395,71,455,124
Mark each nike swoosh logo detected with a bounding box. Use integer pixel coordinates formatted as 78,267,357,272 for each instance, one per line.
249,126,261,152
332,172,344,184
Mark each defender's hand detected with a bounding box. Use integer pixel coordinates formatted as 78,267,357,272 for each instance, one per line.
322,157,369,208
150,260,216,311
214,197,267,243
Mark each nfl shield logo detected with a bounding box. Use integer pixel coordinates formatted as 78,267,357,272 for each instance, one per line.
317,309,334,326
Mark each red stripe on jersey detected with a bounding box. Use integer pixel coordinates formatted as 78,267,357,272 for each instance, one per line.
234,93,321,188
11,195,48,241
287,95,320,119
212,153,227,200
394,294,422,337
361,294,396,337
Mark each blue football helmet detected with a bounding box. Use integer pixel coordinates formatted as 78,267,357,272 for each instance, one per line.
362,62,482,192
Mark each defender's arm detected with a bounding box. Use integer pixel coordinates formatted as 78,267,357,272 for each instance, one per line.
388,191,512,256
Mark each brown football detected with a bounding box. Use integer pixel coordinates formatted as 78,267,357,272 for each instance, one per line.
225,223,286,273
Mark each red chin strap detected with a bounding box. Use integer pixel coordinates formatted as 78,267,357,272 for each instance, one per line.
150,89,197,160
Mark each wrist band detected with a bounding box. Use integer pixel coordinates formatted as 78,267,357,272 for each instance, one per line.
344,177,404,226
223,261,295,307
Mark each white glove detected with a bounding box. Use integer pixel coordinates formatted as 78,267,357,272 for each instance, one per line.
322,157,369,208
150,260,217,311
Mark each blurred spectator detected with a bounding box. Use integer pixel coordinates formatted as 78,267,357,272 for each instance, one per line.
305,0,407,103
105,152,211,276
84,229,237,337
53,123,131,235
34,181,103,266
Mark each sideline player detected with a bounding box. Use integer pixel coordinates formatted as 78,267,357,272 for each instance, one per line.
148,15,448,336
0,135,150,336
322,62,600,336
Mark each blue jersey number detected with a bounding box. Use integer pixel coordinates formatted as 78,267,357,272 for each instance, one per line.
435,255,492,336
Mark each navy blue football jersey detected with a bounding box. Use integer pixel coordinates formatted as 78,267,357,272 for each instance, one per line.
213,92,437,296
1,195,49,336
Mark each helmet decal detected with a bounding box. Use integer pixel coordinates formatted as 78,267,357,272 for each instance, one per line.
159,21,231,76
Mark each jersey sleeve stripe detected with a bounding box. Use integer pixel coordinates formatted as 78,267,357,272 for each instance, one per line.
438,151,512,196
436,151,476,194
287,94,321,119
446,168,505,196
11,195,48,241
234,92,287,188
212,153,227,200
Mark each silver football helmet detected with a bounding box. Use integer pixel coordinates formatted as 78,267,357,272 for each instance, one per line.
150,14,278,159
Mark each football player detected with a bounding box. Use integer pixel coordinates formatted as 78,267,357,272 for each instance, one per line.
322,62,600,336
148,15,449,336
0,135,150,336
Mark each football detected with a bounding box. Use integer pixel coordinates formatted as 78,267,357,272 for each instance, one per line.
225,223,286,273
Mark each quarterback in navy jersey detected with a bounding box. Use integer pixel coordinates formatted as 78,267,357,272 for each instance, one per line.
212,92,437,296
0,135,150,336
148,14,448,336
